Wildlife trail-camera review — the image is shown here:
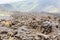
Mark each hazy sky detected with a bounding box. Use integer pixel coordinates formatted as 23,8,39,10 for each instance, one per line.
0,0,24,4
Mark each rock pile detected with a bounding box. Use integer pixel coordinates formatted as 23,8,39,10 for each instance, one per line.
0,14,60,40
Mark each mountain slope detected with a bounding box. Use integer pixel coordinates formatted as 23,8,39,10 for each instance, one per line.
0,0,60,12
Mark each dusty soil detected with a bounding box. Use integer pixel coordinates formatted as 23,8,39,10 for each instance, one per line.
0,13,60,40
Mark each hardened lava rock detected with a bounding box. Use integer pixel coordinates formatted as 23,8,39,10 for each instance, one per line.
15,26,36,40
53,35,60,40
41,21,52,34
0,14,60,40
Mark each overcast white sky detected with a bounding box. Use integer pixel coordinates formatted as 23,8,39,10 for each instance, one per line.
0,0,24,4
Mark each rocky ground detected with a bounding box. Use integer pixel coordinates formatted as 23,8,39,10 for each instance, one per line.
0,13,60,40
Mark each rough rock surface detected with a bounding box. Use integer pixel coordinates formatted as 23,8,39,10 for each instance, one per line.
0,14,60,40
